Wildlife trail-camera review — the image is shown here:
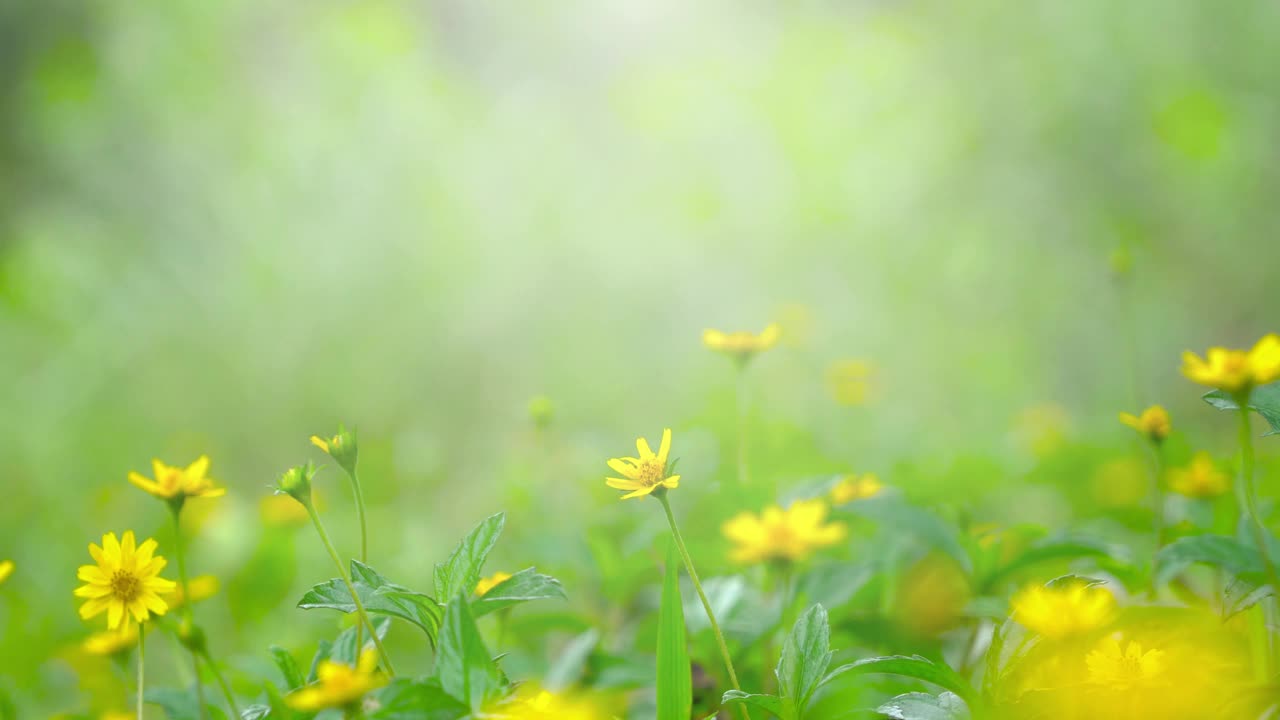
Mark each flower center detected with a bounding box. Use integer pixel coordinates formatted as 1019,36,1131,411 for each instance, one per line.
110,570,141,602
161,470,184,490
635,460,666,486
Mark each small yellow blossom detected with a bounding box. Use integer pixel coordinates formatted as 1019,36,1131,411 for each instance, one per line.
830,473,883,504
1118,405,1171,443
1087,637,1166,689
75,531,176,630
703,323,781,363
722,499,847,564
0,560,13,585
605,428,680,500
1166,452,1230,499
475,571,513,597
1011,583,1115,639
1182,334,1280,393
164,574,220,611
513,690,605,720
128,456,225,502
826,359,878,406
101,712,134,720
82,626,138,656
286,649,385,711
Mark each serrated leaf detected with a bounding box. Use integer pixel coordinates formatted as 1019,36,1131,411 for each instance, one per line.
434,513,505,603
777,604,832,717
821,655,977,707
877,691,971,720
368,678,469,720
1204,383,1280,435
1155,535,1264,585
269,645,304,691
658,543,692,720
720,690,788,719
435,593,505,710
846,497,973,574
298,561,441,642
471,567,566,617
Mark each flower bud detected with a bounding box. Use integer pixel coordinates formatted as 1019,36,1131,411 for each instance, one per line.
177,619,207,654
311,425,359,476
276,463,317,507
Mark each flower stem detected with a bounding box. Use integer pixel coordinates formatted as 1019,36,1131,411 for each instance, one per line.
735,366,750,486
1238,404,1279,590
200,649,242,719
137,625,146,720
305,504,396,676
656,493,751,720
348,469,369,565
1144,440,1165,596
169,507,209,720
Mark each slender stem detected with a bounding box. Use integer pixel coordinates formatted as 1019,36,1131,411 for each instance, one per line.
305,504,396,676
200,649,242,719
1145,440,1165,596
656,493,751,720
348,469,369,565
137,625,146,720
1237,403,1279,676
192,653,208,719
735,366,750,486
170,508,209,720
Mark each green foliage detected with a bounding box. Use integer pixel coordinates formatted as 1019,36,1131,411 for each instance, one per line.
368,679,469,720
434,513,506,604
1204,383,1280,435
657,542,692,720
297,561,442,641
877,691,971,720
470,567,566,617
434,593,506,711
269,645,304,691
822,656,978,708
1155,535,1264,585
846,497,973,574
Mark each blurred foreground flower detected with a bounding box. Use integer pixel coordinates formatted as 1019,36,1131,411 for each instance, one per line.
830,473,882,504
826,358,878,406
128,456,225,505
286,648,384,712
510,690,604,720
76,531,175,630
1118,405,1171,443
0,559,12,585
1182,334,1280,393
722,499,846,564
475,571,512,597
1011,582,1115,639
1087,637,1165,689
1166,452,1229,498
703,323,780,365
605,428,679,500
82,626,138,656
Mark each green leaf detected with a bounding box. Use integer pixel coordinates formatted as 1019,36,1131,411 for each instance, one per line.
1204,383,1280,435
776,604,832,717
720,690,788,719
1155,535,1264,584
435,592,506,711
368,678,470,720
239,705,270,720
434,513,505,603
657,543,692,720
544,629,599,691
821,656,977,707
297,561,441,642
471,567,566,617
877,691,971,720
326,617,392,667
846,497,973,573
143,687,228,720
269,645,304,691
981,539,1112,590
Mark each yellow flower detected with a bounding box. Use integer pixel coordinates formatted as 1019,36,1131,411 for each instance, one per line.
830,473,883,504
722,499,847,564
1086,637,1165,689
513,690,605,720
286,649,385,711
82,626,139,656
1011,583,1115,639
101,712,134,720
605,428,680,500
75,531,176,630
826,359,878,406
164,574,220,610
0,560,13,585
1118,405,1171,443
475,571,512,597
1182,334,1280,393
128,456,225,502
1166,452,1230,499
702,323,781,362
260,493,311,527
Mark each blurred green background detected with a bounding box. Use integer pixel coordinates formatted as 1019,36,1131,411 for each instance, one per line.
3,0,1280,715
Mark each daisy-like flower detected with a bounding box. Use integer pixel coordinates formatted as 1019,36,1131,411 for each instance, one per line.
128,456,225,503
722,499,847,564
1086,637,1166,689
830,473,883,504
0,560,13,586
75,531,176,630
1118,405,1171,443
605,428,680,500
1011,582,1115,640
286,648,385,712
1166,452,1229,499
163,574,219,611
82,626,139,656
475,571,512,597
703,323,781,363
1182,334,1280,393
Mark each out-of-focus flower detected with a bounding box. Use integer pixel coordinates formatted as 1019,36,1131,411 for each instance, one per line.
0,560,12,585
830,473,883,504
76,531,175,630
722,500,846,564
1014,403,1071,457
475,571,512,597
311,425,359,475
260,493,311,527
511,689,605,720
1166,452,1229,499
1182,334,1280,393
894,553,970,636
128,456,225,503
164,574,219,611
286,649,385,711
101,712,133,720
703,323,780,364
1087,637,1165,689
1011,583,1115,639
605,428,679,500
1118,405,1171,443
82,626,138,656
528,395,554,429
826,359,877,406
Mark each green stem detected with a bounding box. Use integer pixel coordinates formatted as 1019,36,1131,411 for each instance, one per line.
1145,440,1165,596
735,366,750,486
348,469,369,653
137,625,146,720
200,649,242,719
1238,402,1279,677
656,493,751,720
305,504,396,676
170,507,209,720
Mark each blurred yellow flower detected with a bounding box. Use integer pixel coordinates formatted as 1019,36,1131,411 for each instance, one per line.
260,493,311,526
1118,405,1171,443
0,560,13,585
826,359,877,406
702,323,780,362
475,571,512,596
722,499,847,564
1011,583,1115,639
164,574,219,610
128,456,225,502
1087,637,1165,689
1182,334,1280,393
101,712,133,720
830,473,883,504
513,690,604,720
75,531,175,630
286,649,385,711
1166,452,1229,499
605,428,680,500
82,626,138,656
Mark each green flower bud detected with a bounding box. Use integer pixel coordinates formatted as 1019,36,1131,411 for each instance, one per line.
177,619,207,654
276,462,317,507
311,425,359,476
